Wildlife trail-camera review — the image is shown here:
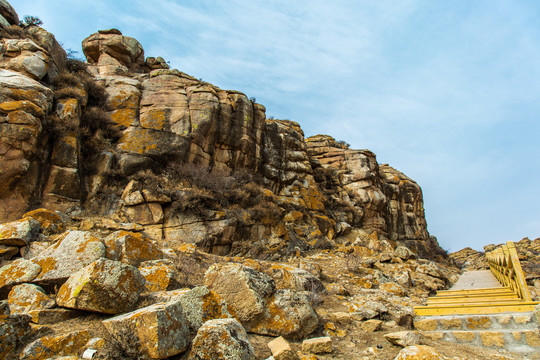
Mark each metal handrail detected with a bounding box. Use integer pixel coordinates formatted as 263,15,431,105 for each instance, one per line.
485,241,532,302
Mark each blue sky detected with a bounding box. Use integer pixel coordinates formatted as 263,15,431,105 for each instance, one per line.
15,0,540,252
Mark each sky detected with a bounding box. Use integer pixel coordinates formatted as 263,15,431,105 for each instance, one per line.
14,0,540,252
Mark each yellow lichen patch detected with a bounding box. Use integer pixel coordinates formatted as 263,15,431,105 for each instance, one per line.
465,316,491,330
0,259,41,288
201,291,231,322
380,283,405,297
21,330,90,360
23,208,64,234
140,107,169,130
284,211,303,223
118,128,159,154
139,262,175,292
32,256,57,277
176,243,196,253
0,100,44,117
8,88,48,104
111,108,138,127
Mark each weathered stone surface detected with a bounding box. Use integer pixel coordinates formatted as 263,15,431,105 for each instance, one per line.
479,331,505,347
204,262,275,323
27,308,81,325
0,0,18,25
384,331,420,347
361,319,383,332
102,301,190,359
247,289,318,340
453,331,476,342
394,345,444,360
8,283,55,314
20,330,90,360
0,299,8,315
523,329,540,346
413,318,438,332
31,230,105,284
22,208,65,235
301,337,333,354
439,318,462,330
348,298,388,321
82,31,144,72
0,217,40,246
176,286,232,334
56,258,145,314
143,288,190,304
0,313,32,359
139,259,179,292
104,230,162,266
0,244,18,260
0,258,41,295
267,336,298,360
464,316,491,330
188,318,256,360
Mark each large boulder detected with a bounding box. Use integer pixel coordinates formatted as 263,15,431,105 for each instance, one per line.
31,230,106,285
0,258,41,296
247,289,318,340
204,262,275,323
188,318,256,360
82,31,144,73
0,217,40,246
102,300,191,359
56,258,145,314
176,286,233,334
7,283,55,314
104,230,163,266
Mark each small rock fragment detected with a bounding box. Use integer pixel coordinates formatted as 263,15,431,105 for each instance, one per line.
268,336,299,360
384,331,420,347
301,337,333,354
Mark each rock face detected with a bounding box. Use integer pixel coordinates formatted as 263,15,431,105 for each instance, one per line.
0,1,443,262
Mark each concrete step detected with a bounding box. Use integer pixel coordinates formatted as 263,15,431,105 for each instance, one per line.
414,301,539,315
414,313,540,353
427,296,521,305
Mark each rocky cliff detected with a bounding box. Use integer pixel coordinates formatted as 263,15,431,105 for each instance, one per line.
0,5,444,261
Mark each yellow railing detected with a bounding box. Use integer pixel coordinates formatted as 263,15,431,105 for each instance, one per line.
485,241,532,302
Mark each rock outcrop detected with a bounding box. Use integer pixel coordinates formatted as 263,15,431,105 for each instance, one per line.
0,11,444,261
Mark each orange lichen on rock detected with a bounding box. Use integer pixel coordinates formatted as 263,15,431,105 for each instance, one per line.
19,330,91,360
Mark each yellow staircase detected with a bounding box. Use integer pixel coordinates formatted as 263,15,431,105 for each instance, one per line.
415,241,539,316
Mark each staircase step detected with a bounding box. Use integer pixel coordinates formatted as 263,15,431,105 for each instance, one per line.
414,301,539,316
430,291,518,299
427,296,521,305
437,287,512,296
